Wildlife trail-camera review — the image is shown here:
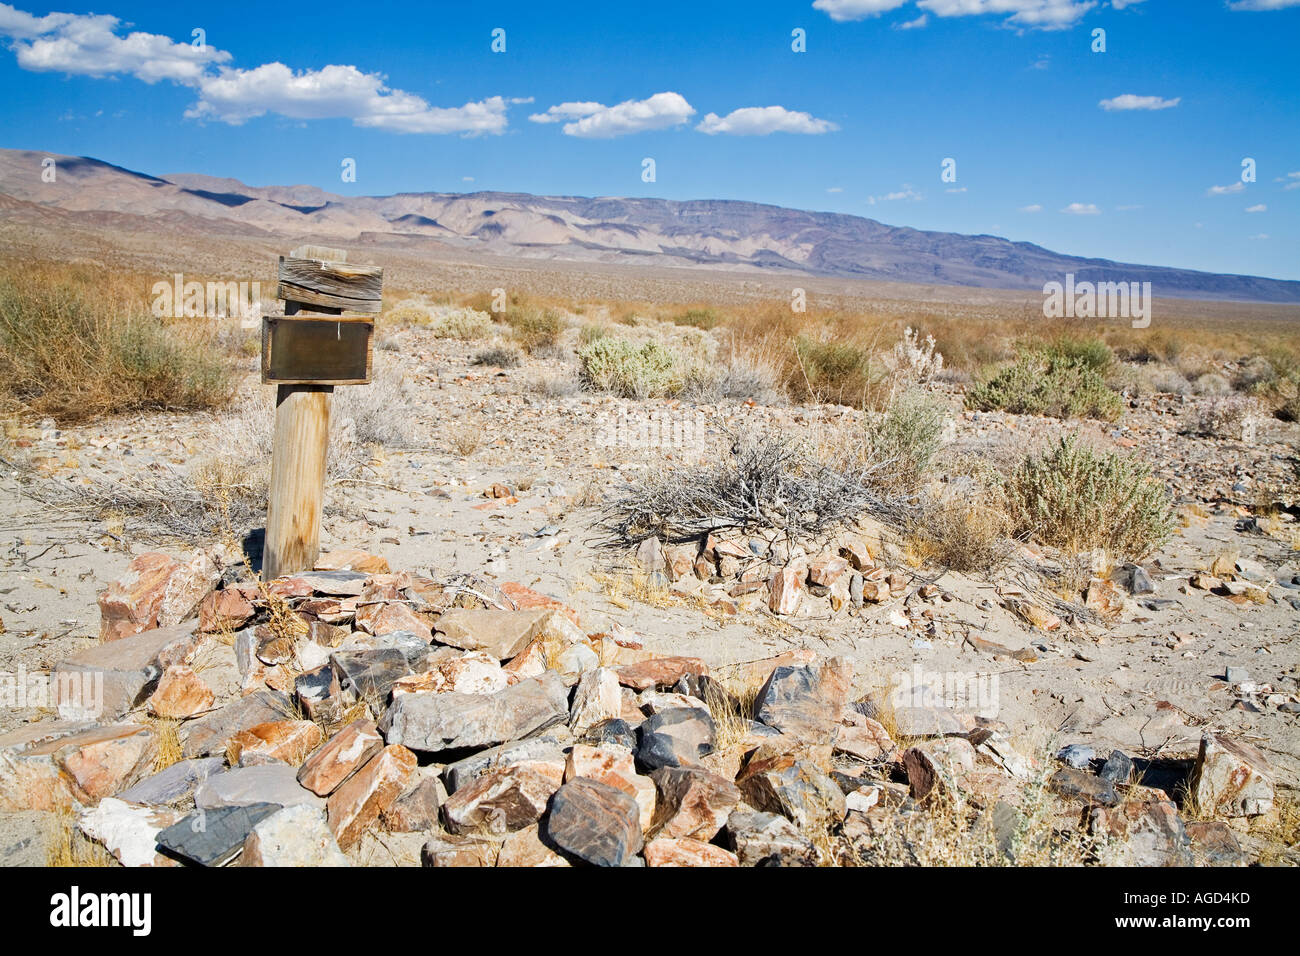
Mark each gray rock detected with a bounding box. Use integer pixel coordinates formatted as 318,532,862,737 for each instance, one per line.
543,778,643,867
116,757,226,806
341,630,432,669
385,776,442,832
737,754,846,830
753,659,852,740
382,672,570,755
725,808,816,867
295,570,368,596
157,803,280,866
579,718,637,750
1049,767,1119,807
1098,750,1134,786
53,622,201,720
181,690,293,758
1225,666,1250,684
1056,744,1095,769
195,764,323,811
295,664,344,723
635,707,715,773
240,803,349,866
433,608,553,659
330,648,412,700
442,734,568,794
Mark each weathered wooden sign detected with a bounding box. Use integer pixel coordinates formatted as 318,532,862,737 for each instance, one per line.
262,247,383,580
261,314,374,385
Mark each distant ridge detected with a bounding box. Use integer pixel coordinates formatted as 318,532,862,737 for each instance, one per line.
1,147,1297,304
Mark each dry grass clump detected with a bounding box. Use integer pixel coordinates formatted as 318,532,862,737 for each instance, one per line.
0,265,234,422
907,484,1013,573
505,305,562,353
45,806,116,867
473,343,523,368
1006,434,1176,562
600,430,909,547
448,423,485,457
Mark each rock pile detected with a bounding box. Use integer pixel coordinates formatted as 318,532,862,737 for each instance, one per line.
0,547,1277,867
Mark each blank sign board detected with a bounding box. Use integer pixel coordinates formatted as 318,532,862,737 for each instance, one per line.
261,315,373,385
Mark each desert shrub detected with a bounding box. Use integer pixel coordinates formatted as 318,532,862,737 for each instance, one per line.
332,360,411,447
966,352,1122,421
506,306,562,353
1191,372,1231,396
473,344,523,368
908,484,1013,573
1005,434,1176,561
528,368,580,397
792,336,885,408
890,327,944,386
1042,334,1113,373
1234,356,1277,393
578,323,609,347
871,389,948,490
681,351,785,405
430,308,494,341
672,308,719,330
1279,392,1300,423
382,301,432,327
0,270,232,422
1148,366,1193,396
578,337,681,399
600,431,909,546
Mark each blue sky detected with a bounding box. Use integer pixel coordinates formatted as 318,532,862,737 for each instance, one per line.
1,0,1298,280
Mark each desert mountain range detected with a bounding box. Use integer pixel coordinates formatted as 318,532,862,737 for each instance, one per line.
1,148,1296,304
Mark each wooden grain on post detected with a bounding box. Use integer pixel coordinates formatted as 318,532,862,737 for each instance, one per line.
264,384,332,580
277,256,383,313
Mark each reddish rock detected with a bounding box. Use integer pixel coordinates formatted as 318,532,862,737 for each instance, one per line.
649,766,741,841
327,744,418,849
644,837,738,867
809,555,850,587
1190,733,1274,817
54,622,204,720
146,665,215,719
661,546,697,583
904,738,978,799
296,720,384,796
421,834,496,867
226,721,324,767
316,549,390,574
615,657,708,692
496,825,571,867
768,566,804,615
499,582,581,627
838,537,872,571
435,608,554,660
564,744,656,831
198,588,255,633
442,764,559,835
834,717,896,762
0,722,157,810
354,589,433,638
98,551,217,641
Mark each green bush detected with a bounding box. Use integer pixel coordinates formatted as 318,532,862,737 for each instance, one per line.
793,336,883,408
429,308,493,340
966,352,1122,421
1005,434,1176,561
577,338,681,399
672,308,719,330
871,389,948,489
1043,335,1114,373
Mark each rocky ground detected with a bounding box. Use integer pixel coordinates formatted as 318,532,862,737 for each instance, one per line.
0,324,1296,867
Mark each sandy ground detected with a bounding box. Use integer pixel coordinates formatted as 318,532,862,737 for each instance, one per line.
1,323,1297,865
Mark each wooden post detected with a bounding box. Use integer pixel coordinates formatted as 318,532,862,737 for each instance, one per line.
264,384,332,579
262,247,381,580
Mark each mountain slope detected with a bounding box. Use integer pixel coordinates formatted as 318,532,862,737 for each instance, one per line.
1,148,1297,303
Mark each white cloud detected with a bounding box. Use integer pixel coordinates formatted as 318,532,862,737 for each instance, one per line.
1061,202,1100,215
1206,182,1246,195
1098,94,1180,111
946,186,967,193
897,14,930,27
696,106,838,136
1019,203,1043,212
462,176,475,182
529,92,694,138
826,186,844,193
867,185,923,204
812,0,911,20
1227,1,1300,10
0,3,521,135
1249,233,1270,240
188,64,511,134
917,0,1098,30
1110,0,1146,8
1277,171,1300,190
1245,204,1267,212
0,3,229,83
